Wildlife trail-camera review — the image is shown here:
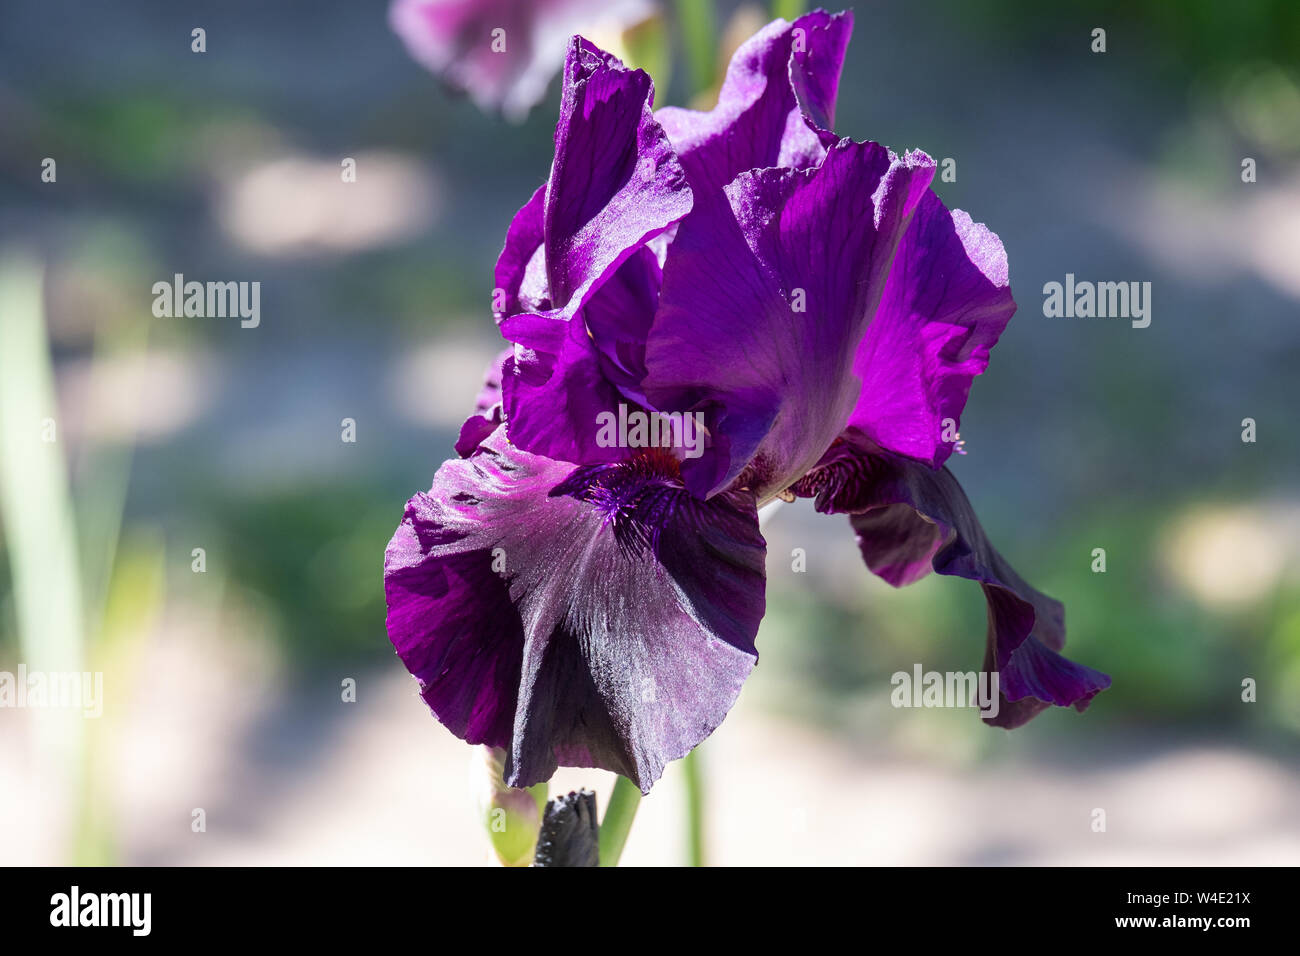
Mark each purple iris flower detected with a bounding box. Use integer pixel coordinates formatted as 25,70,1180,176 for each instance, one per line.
385,9,1110,793
390,0,654,120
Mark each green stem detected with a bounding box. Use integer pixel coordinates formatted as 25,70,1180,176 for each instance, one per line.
773,0,807,22
683,747,706,866
673,0,717,98
598,775,642,866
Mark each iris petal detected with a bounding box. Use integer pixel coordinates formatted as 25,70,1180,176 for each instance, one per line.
644,142,934,500
792,438,1110,725
656,10,852,197
384,428,766,791
499,314,631,465
490,37,694,465
494,184,548,321
847,193,1016,467
539,37,691,314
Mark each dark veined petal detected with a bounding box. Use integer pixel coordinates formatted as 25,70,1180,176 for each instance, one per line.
644,141,935,501
384,428,766,792
847,192,1016,467
390,0,654,121
656,9,852,197
792,438,1110,726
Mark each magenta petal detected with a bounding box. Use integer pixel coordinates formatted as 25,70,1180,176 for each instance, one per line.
582,244,664,393
493,36,689,325
455,412,502,460
786,9,852,135
792,438,1110,724
493,38,692,463
384,429,767,792
847,193,1017,467
985,634,1111,729
495,241,671,465
499,313,631,464
541,37,691,313
644,141,935,500
656,10,852,196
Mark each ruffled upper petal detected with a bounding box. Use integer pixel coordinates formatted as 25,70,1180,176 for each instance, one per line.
792,437,1110,726
489,37,693,464
643,141,935,501
384,429,767,792
539,36,691,314
846,193,1017,467
492,36,690,324
581,243,664,396
656,9,852,197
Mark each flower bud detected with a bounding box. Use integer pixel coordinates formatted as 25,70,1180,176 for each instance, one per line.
472,746,545,867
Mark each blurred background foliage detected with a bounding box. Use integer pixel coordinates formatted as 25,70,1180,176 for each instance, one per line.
1,0,1298,862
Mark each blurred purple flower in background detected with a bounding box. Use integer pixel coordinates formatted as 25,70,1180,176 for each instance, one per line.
385,10,1110,793
390,0,655,120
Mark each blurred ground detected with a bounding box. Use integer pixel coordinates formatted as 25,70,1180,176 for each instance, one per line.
4,620,1298,866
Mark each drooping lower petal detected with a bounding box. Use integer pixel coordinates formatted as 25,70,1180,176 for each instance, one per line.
792,438,1110,725
384,428,767,792
644,141,935,501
